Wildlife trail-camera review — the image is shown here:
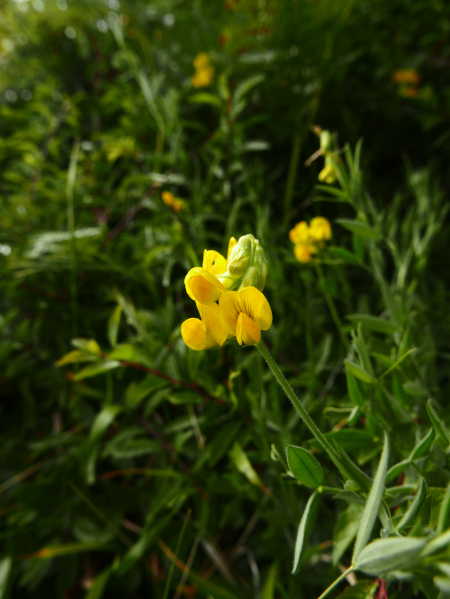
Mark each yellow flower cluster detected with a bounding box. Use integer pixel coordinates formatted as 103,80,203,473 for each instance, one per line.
289,217,332,263
392,69,421,98
162,191,185,213
181,236,272,350
191,53,214,88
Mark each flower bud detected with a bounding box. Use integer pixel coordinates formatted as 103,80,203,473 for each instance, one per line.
218,234,269,293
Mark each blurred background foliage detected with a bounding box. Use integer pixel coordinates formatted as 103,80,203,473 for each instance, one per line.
1,0,450,597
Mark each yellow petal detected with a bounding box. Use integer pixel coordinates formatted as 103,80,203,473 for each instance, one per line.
202,250,227,275
219,290,242,335
172,199,184,212
185,267,227,304
193,52,210,70
162,191,174,207
236,313,261,346
310,217,332,242
318,162,336,183
227,237,237,261
237,287,272,331
294,243,313,263
289,221,309,244
181,318,207,350
196,302,228,347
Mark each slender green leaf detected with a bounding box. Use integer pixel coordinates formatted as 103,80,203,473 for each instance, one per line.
0,557,12,599
396,479,427,532
73,360,121,381
437,483,450,534
344,360,373,384
352,432,390,562
427,399,450,447
354,537,425,576
336,219,381,240
346,314,398,334
292,490,321,574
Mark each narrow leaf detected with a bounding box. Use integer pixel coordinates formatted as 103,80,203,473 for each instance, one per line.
346,314,398,334
292,490,321,574
352,432,390,562
335,219,381,240
344,360,373,384
85,567,112,599
427,399,450,448
396,479,427,532
354,537,425,576
437,482,450,534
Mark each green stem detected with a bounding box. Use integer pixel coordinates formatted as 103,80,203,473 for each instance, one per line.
317,568,353,599
256,341,371,492
256,342,337,460
162,509,191,599
315,263,350,351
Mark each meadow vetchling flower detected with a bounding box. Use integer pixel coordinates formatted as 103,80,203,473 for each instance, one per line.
289,217,331,263
182,234,272,349
192,53,214,88
162,191,185,212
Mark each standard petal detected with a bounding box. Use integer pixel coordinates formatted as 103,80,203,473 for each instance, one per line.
219,290,242,335
202,249,227,275
310,217,332,241
196,302,228,347
181,318,207,350
237,287,273,331
236,313,261,346
227,237,238,261
289,221,309,244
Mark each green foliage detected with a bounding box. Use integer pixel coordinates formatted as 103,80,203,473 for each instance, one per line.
1,0,450,597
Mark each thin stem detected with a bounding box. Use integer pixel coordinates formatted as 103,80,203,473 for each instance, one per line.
317,568,353,599
256,341,371,492
315,263,350,351
162,509,192,599
256,342,337,459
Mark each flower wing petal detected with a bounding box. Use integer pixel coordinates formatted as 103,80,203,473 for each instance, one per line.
238,287,272,331
185,267,227,304
202,250,228,275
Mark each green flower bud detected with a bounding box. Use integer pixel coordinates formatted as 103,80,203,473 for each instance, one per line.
218,234,269,292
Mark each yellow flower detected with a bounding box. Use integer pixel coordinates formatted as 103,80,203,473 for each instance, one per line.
193,53,210,70
181,302,228,350
289,221,309,244
318,158,337,184
185,267,227,305
219,287,272,346
309,217,332,242
191,54,214,88
191,67,214,88
392,69,421,85
293,243,314,263
202,249,228,276
162,191,185,212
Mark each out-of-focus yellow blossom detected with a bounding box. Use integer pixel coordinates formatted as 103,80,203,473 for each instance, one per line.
192,53,214,88
289,217,332,264
181,302,228,350
219,287,272,346
392,69,421,85
289,221,309,244
309,217,332,242
294,243,314,263
306,127,339,185
318,156,337,184
162,191,185,212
